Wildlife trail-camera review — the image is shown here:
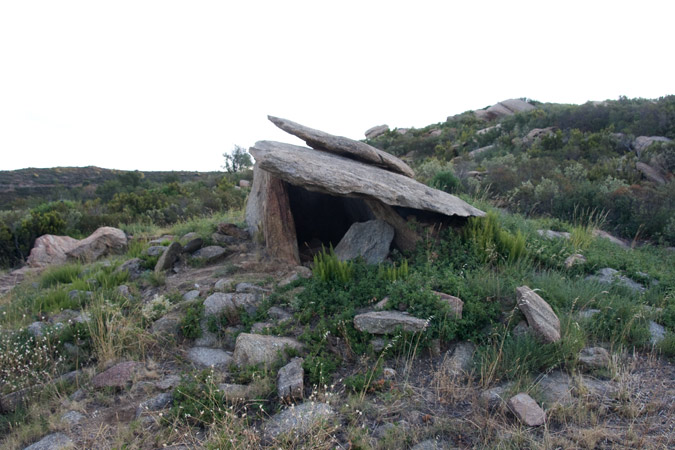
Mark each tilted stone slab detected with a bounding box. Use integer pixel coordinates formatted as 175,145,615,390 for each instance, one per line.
353,311,429,335
508,393,546,426
269,116,414,177
249,140,485,219
334,220,394,264
516,286,560,343
233,333,304,367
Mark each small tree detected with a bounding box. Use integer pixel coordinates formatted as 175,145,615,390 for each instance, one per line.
222,145,253,173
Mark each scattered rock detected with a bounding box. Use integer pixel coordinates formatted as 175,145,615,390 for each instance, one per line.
116,258,144,280
192,245,228,264
334,220,394,264
383,367,396,380
211,232,236,246
92,361,142,389
181,237,203,254
267,306,292,323
154,242,182,273
27,321,47,337
235,282,271,296
578,347,611,370
411,439,446,450
233,333,303,367
512,320,530,337
148,235,174,245
578,309,601,319
480,384,511,409
60,410,85,426
432,291,463,318
353,311,428,334
507,393,546,426
65,226,128,263
441,341,475,378
23,432,74,450
538,371,574,407
151,314,180,337
365,124,389,139
264,402,335,441
187,347,233,370
586,268,645,292
633,135,672,157
516,286,561,343
592,229,630,249
136,392,173,418
373,297,390,310
580,376,619,400
144,246,167,257
156,375,181,391
277,357,304,401
182,290,200,301
649,321,666,344
26,234,80,268
218,383,253,400
523,127,555,145
203,292,260,316
636,162,668,185
537,229,571,240
468,144,495,158
371,338,386,352
117,284,132,299
564,253,586,268
214,278,234,291
217,223,249,240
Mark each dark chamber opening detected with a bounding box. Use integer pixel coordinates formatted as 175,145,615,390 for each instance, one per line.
286,184,373,260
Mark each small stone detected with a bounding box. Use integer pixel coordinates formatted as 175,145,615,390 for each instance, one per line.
204,292,260,316
354,311,428,334
218,383,253,400
144,245,167,257
383,368,396,380
538,371,573,407
564,253,586,268
235,282,271,296
411,440,446,450
182,290,200,301
579,309,601,319
277,357,304,401
264,402,335,441
117,285,132,299
373,297,390,310
186,347,232,370
649,321,666,344
432,291,463,318
181,237,203,254
154,242,182,273
232,333,303,367
136,392,173,418
507,393,546,426
214,278,234,291
116,258,144,280
251,322,273,333
512,320,530,337
371,338,386,352
61,410,85,426
480,384,510,409
578,347,611,370
192,245,227,264
23,432,73,450
516,286,561,343
441,341,476,378
537,230,571,240
92,361,142,389
27,321,46,337
267,306,292,323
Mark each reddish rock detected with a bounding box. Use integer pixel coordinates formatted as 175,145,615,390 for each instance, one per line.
27,235,80,268
508,393,546,426
92,361,142,389
433,291,463,318
66,226,127,263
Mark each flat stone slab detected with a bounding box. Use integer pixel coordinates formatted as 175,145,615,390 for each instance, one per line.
192,246,227,263
92,361,142,389
249,140,485,219
269,116,414,177
578,347,611,370
516,286,561,343
353,311,428,334
187,347,233,369
508,393,546,426
277,357,304,401
203,292,260,316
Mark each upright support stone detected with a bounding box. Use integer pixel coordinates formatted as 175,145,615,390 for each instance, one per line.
264,175,300,264
365,199,420,253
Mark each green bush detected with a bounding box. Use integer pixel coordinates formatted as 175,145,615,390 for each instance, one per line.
180,302,204,339
312,246,353,283
430,171,461,193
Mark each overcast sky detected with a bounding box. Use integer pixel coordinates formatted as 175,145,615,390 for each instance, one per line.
1,1,673,172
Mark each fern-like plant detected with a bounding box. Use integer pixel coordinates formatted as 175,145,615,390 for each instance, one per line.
312,245,353,283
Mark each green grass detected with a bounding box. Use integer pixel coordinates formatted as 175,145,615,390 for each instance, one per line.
38,263,83,288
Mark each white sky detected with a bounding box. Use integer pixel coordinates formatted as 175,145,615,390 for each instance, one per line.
1,1,673,172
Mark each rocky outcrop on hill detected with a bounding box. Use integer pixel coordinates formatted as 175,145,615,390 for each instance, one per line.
365,124,389,139
473,99,535,121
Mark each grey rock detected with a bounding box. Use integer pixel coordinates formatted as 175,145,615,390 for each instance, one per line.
27,321,46,337
23,432,73,450
592,229,630,249
649,321,666,344
269,116,413,177
512,320,530,337
211,232,236,246
475,124,501,135
636,162,668,185
441,341,475,378
365,124,389,140
538,371,574,407
580,376,619,400
156,375,181,391
235,282,271,296
267,306,292,323
218,383,253,400
203,292,260,316
214,278,234,291
523,127,555,145
579,309,601,319
182,290,200,301
277,357,304,401
69,389,86,401
564,253,586,268
144,245,167,257
480,384,511,409
239,179,251,188
117,284,132,299
516,286,561,343
186,347,232,370
334,220,394,264
136,392,173,418
278,266,313,287
151,315,180,337
468,144,495,158
67,289,92,300
65,226,128,263
248,140,485,219
60,410,85,426
192,245,227,264
411,440,446,450
116,258,144,280
383,367,396,380
371,338,386,352
264,402,335,441
537,229,571,240
507,393,546,426
433,291,463,318
232,333,303,367
154,242,182,273
578,347,611,370
251,322,273,333
148,235,174,245
586,268,645,292
181,237,203,254
633,135,672,156
180,232,200,242
354,311,428,335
